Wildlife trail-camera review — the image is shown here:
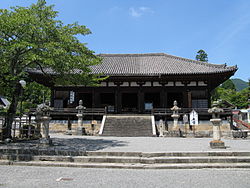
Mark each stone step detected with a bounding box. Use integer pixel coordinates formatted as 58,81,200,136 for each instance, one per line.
1,160,250,169
1,149,250,157
2,154,250,164
102,115,153,137
2,151,250,169
102,133,153,136
102,129,152,131
85,151,250,157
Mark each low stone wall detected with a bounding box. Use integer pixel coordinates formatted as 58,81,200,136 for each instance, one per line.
49,123,101,136
48,120,232,138
156,120,232,138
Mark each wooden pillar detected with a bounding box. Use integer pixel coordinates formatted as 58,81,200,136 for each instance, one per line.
92,88,95,108
138,86,144,113
115,85,121,113
160,86,167,108
183,91,188,108
115,87,118,113
50,88,55,107
207,89,211,108
75,92,79,105
92,89,100,108
188,91,192,108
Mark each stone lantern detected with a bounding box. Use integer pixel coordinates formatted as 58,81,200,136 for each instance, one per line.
36,101,53,146
76,100,86,135
208,101,226,149
158,119,165,137
171,100,181,130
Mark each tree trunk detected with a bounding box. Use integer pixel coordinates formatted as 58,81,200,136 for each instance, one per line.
4,83,21,139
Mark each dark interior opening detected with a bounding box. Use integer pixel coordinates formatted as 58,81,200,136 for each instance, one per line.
167,92,183,107
78,93,92,108
145,93,160,108
122,93,138,112
100,93,115,107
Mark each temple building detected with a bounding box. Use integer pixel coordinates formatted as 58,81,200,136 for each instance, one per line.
29,53,237,114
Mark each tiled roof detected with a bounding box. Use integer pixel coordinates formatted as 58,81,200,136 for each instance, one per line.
91,53,237,76
28,53,237,76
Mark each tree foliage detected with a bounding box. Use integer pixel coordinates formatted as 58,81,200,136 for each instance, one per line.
220,79,236,90
0,0,102,138
196,49,208,62
212,84,250,109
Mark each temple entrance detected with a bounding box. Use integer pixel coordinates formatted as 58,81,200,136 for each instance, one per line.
167,92,183,107
122,93,138,113
78,93,92,107
100,93,115,112
144,93,160,110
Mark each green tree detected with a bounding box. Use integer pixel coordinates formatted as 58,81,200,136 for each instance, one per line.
221,79,236,90
0,0,102,139
211,87,250,109
21,82,51,111
196,49,208,62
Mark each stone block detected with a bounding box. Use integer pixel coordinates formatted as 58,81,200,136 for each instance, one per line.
76,127,86,136
232,131,248,138
210,140,226,149
39,138,53,146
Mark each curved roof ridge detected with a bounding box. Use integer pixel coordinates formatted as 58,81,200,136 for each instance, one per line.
98,53,165,57
27,52,238,76
162,53,234,69
99,53,237,70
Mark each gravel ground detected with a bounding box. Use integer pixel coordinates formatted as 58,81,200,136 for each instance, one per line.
0,165,250,188
50,134,250,152
1,133,249,152
1,134,250,187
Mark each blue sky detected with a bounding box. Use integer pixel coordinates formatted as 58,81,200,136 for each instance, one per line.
1,0,250,81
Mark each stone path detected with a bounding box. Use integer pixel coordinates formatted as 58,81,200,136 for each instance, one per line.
1,165,250,188
1,133,249,152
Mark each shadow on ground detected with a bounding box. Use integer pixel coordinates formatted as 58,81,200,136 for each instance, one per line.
52,138,128,151
0,138,128,152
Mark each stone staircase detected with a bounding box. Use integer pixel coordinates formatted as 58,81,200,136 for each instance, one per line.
1,148,250,169
101,115,155,137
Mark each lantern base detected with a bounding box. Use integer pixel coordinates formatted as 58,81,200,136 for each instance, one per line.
76,127,86,136
210,140,226,149
39,138,53,146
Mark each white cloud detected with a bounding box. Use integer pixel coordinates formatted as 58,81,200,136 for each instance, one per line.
212,11,250,52
129,6,154,18
109,6,121,14
139,7,151,12
129,7,142,17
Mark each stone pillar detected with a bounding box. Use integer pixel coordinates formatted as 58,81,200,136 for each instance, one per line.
36,102,53,146
211,119,222,140
171,114,180,130
40,115,52,145
208,101,226,149
183,114,189,135
35,114,42,138
170,100,181,131
158,119,165,137
76,100,86,135
65,117,72,135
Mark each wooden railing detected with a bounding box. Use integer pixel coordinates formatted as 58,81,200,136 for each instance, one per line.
152,108,232,116
29,107,106,116
233,118,250,129
28,107,233,116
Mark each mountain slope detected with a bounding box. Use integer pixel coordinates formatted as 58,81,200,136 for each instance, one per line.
231,78,248,91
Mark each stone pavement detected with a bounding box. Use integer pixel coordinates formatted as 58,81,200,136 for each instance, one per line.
1,133,249,152
1,165,250,188
1,134,250,187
